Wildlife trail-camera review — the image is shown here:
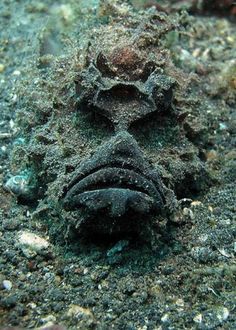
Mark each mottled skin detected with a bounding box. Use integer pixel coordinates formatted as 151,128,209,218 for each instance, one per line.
63,45,177,236
11,5,208,241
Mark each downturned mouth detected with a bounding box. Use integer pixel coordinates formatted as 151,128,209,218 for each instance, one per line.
63,166,164,215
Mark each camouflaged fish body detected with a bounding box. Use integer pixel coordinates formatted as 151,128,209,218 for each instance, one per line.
62,44,175,235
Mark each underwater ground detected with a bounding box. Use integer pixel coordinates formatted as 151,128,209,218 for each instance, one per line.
0,1,235,329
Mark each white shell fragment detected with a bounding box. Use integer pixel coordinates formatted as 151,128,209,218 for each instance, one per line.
2,280,13,290
16,231,50,258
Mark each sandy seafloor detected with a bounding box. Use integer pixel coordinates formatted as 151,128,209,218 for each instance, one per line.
0,0,235,329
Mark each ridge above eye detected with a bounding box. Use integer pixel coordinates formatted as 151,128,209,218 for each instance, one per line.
75,62,175,131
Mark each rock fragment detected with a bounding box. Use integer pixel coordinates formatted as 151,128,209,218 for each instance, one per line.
16,231,50,258
2,279,13,290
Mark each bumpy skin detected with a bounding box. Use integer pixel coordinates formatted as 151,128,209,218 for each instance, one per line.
63,43,177,236
13,4,208,241
76,49,175,130
63,131,171,236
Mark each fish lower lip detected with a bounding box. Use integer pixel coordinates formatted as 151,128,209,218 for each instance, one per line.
63,167,163,209
64,188,156,217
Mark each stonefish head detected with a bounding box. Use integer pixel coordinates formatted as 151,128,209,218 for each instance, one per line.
62,45,176,237
75,45,175,131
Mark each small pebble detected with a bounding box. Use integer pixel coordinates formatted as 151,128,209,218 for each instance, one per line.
16,231,50,258
1,145,7,152
0,63,5,73
193,313,202,324
4,171,35,199
208,205,214,213
12,70,21,76
66,304,94,323
40,314,57,324
219,122,227,130
191,200,202,206
161,313,169,323
206,149,218,161
175,298,184,307
2,279,13,290
219,307,230,321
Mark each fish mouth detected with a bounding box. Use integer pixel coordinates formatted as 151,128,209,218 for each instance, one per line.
63,165,164,217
